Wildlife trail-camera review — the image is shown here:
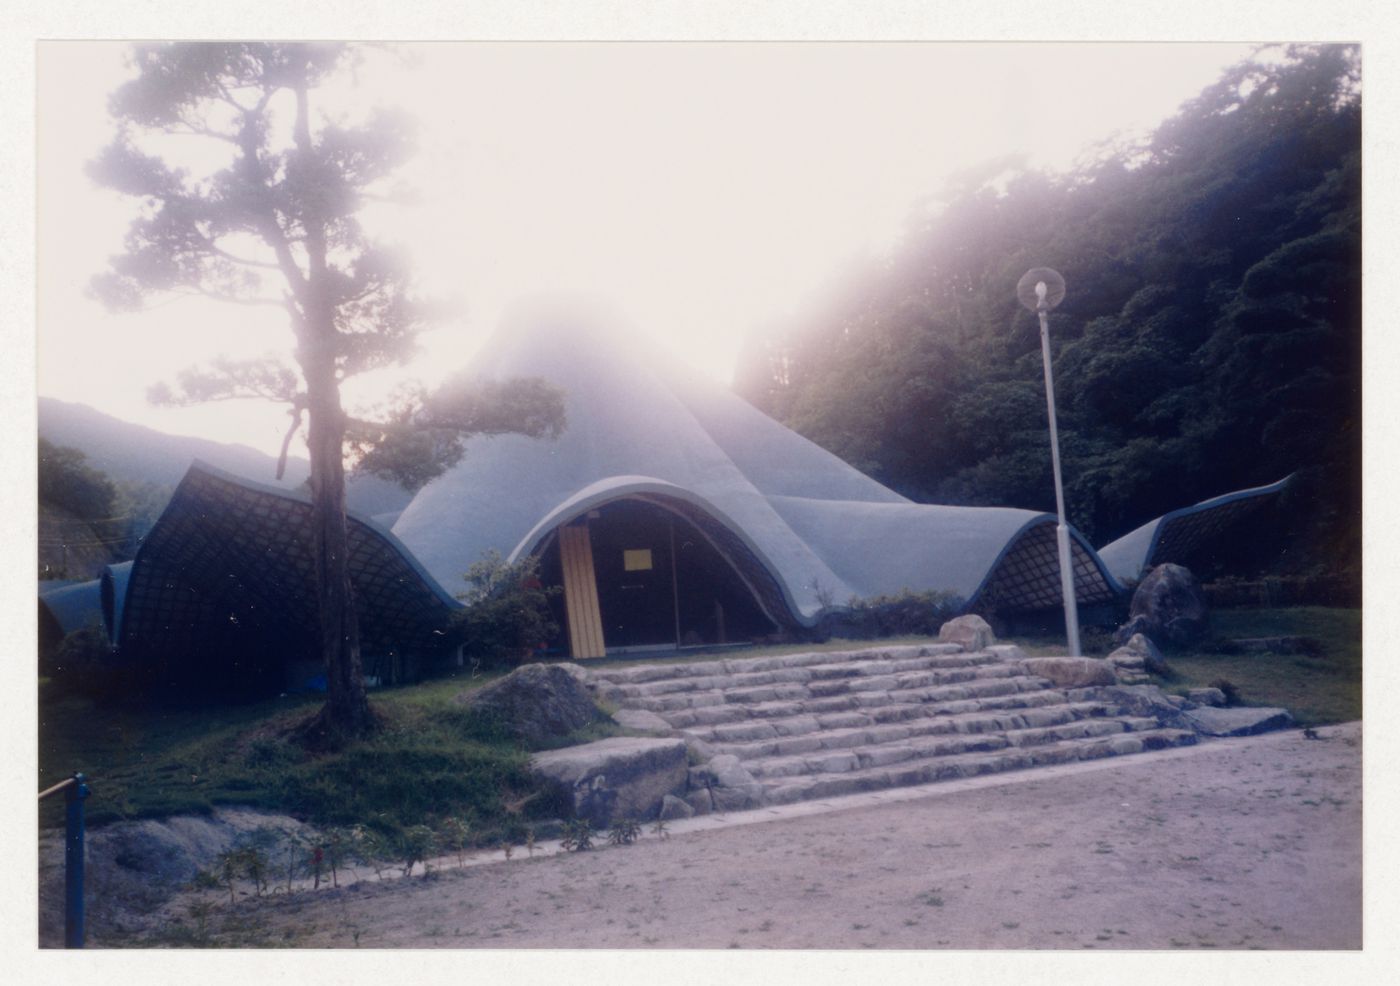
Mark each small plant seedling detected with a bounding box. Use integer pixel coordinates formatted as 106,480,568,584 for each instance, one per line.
215,850,239,903
650,818,670,840
608,818,642,846
214,845,271,902
352,826,390,880
323,828,351,888
187,899,215,942
441,816,471,868
283,830,306,893
247,846,271,897
192,868,222,893
560,818,594,852
525,827,537,857
397,824,438,878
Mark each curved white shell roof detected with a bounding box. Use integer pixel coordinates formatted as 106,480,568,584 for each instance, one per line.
392,301,1117,622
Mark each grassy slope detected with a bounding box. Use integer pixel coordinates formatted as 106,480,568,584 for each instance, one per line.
39,667,611,840
38,609,1360,834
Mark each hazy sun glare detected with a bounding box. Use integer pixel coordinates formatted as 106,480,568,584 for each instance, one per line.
38,41,1254,456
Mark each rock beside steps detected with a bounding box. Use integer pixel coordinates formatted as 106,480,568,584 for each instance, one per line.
587,643,1205,816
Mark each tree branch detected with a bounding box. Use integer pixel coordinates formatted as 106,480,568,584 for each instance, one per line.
170,122,241,144
194,287,285,308
276,405,306,480
206,242,281,270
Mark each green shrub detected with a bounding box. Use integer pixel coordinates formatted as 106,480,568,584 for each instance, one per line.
44,623,116,694
452,551,560,667
821,590,963,639
1077,625,1118,657
348,825,392,880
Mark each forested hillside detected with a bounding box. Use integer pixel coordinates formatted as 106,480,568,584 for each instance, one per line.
38,437,132,578
735,45,1360,584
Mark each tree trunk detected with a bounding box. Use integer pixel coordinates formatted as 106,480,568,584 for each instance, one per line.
303,349,375,742
289,66,375,743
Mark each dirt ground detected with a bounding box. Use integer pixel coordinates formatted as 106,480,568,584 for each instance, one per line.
144,721,1364,951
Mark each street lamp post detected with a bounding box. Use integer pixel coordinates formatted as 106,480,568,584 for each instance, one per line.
1016,267,1081,657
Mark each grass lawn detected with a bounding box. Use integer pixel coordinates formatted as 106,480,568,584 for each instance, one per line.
1013,607,1360,726
1165,607,1361,726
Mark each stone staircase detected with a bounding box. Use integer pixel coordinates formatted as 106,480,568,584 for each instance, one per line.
588,642,1200,814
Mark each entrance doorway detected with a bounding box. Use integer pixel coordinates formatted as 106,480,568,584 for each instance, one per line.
537,497,779,656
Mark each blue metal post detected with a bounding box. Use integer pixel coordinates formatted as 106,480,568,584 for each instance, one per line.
64,773,89,949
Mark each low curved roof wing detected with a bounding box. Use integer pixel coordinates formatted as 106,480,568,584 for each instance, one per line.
1096,475,1294,584
115,461,461,669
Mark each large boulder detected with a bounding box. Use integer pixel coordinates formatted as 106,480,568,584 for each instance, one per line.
530,736,689,826
938,614,996,651
1187,687,1228,708
1106,632,1169,678
456,663,603,747
687,754,766,813
658,793,695,821
39,807,313,946
1117,564,1209,648
1180,706,1294,736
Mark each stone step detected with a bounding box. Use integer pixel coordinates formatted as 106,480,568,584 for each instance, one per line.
691,696,1106,747
758,729,1200,805
739,714,1162,780
591,645,1216,816
703,703,1151,760
602,655,996,700
652,678,1075,731
588,643,991,687
619,666,1045,717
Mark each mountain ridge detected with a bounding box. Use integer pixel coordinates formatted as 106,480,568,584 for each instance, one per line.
37,397,412,519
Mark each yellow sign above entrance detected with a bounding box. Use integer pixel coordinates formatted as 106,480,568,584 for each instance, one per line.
623,548,654,572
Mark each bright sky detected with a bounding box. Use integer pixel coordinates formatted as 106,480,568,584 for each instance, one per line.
37,41,1256,456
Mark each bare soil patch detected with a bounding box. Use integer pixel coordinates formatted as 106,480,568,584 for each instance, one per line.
127,722,1361,950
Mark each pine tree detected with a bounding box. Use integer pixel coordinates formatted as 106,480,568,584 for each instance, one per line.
90,43,562,740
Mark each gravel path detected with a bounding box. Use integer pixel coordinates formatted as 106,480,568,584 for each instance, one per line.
164,721,1363,951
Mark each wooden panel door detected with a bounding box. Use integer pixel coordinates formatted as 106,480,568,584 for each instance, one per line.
558,523,606,658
